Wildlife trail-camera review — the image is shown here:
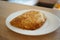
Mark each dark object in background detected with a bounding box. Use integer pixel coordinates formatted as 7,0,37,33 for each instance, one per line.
36,2,55,8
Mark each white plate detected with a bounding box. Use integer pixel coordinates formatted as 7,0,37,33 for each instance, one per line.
6,9,60,36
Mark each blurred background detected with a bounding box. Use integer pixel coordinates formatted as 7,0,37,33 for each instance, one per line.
0,0,60,10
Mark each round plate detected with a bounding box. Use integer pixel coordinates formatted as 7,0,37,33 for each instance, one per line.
6,9,60,36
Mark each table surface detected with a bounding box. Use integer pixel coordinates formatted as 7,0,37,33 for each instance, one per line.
0,1,60,40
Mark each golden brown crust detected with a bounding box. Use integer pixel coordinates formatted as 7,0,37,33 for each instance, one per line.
10,11,46,30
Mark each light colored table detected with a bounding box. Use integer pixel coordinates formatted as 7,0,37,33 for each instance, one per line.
0,1,60,40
